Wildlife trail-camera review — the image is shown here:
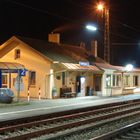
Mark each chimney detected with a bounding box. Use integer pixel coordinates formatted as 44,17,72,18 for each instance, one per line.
48,33,60,43
91,40,98,57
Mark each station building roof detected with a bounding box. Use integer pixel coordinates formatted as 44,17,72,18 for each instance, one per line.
16,36,88,63
0,62,25,72
61,63,103,73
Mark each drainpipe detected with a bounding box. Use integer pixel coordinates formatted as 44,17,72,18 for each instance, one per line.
17,69,21,102
0,70,2,88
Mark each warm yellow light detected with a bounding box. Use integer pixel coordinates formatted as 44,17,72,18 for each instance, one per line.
97,3,104,11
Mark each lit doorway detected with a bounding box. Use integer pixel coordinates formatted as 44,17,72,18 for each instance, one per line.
76,76,86,96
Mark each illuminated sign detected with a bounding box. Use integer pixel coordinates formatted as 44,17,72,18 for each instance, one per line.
79,61,89,66
19,69,26,76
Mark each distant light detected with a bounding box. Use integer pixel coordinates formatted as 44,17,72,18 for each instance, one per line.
125,64,134,71
53,61,59,64
97,3,104,11
86,25,97,31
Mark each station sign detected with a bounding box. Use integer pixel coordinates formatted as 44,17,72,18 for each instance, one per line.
79,61,89,66
19,69,26,76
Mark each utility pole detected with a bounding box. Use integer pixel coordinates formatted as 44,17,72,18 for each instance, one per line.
97,0,110,63
104,0,110,63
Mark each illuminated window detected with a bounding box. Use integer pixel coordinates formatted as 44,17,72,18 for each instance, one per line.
133,75,139,86
113,74,121,87
2,74,8,88
15,49,20,59
106,74,111,87
124,75,130,86
29,71,36,86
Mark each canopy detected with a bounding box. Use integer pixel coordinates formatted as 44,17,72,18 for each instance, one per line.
0,62,25,73
61,63,103,73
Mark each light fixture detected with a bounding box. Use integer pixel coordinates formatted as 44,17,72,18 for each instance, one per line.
125,64,134,71
86,25,97,31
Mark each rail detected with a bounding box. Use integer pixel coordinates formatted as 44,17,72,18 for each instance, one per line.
1,99,140,140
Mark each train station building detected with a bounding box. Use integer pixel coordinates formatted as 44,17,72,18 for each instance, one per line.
0,34,140,99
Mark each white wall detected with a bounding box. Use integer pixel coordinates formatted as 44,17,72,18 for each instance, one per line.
0,43,51,98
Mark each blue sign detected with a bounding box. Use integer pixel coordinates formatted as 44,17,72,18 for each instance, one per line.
79,61,89,66
19,69,26,76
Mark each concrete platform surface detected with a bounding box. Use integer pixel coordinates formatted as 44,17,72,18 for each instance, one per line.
0,94,140,122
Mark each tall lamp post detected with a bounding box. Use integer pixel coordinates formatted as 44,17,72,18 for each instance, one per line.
97,1,110,63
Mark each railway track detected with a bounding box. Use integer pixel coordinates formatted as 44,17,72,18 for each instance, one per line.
91,121,140,140
0,99,140,140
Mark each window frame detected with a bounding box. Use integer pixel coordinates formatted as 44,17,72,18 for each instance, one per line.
112,74,121,87
133,75,139,86
29,71,36,87
124,74,130,87
62,72,65,86
2,74,8,88
106,74,111,88
15,49,21,59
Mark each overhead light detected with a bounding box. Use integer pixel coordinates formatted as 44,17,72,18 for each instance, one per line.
125,64,134,71
86,25,97,31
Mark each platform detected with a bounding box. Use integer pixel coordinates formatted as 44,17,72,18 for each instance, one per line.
0,94,140,122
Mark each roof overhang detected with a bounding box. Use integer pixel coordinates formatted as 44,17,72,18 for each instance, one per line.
61,63,103,73
0,62,25,73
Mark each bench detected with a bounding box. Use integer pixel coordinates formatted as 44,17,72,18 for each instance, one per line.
63,92,76,98
60,87,76,98
123,87,136,94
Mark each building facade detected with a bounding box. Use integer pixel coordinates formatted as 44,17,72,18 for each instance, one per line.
0,35,140,99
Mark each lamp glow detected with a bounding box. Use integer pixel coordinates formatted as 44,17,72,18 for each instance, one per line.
86,25,97,31
125,64,134,71
97,3,104,11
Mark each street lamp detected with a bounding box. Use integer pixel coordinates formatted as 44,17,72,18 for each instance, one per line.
125,64,134,72
96,2,104,12
96,1,110,63
86,25,97,31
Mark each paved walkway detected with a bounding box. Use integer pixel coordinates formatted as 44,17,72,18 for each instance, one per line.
0,94,140,122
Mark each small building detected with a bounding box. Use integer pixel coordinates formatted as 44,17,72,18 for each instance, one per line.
0,36,103,98
0,35,140,99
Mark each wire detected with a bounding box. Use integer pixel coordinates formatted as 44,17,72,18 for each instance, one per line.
68,0,140,34
112,43,138,46
67,0,91,9
6,0,75,23
111,18,140,33
5,0,140,42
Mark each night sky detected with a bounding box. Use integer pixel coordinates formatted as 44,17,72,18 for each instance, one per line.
0,0,140,67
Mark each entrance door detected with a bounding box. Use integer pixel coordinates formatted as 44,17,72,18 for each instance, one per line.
76,76,85,96
94,75,102,92
80,77,86,96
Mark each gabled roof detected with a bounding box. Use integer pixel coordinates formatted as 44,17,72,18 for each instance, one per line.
16,36,88,63
0,36,107,65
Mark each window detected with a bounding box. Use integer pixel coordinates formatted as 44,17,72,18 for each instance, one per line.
124,75,130,86
62,72,65,85
15,49,20,59
2,74,8,88
113,74,121,87
133,75,139,86
29,71,36,86
106,74,111,87
113,75,115,86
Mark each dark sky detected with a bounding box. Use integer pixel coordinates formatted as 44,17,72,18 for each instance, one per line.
0,0,140,67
